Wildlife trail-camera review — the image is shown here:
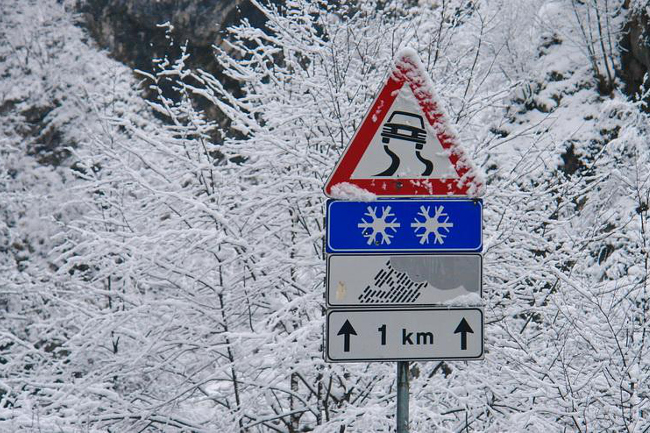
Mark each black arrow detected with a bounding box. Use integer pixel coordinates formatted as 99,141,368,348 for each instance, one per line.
337,320,357,352
454,318,474,350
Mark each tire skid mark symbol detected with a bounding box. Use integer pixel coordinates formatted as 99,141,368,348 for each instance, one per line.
375,111,434,176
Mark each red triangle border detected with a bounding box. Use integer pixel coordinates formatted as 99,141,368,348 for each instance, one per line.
324,49,484,198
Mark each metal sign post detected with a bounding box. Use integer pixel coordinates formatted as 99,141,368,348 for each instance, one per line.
397,361,409,433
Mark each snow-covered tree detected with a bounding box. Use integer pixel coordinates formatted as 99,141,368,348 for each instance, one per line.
2,0,650,431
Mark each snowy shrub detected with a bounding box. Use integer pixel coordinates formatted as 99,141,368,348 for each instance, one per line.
2,0,650,431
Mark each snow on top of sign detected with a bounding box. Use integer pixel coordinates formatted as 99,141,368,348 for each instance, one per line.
397,46,419,60
392,47,485,197
370,99,386,123
329,182,377,201
440,292,483,306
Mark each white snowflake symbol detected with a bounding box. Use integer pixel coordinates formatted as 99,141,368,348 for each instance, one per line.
411,205,454,245
357,206,401,245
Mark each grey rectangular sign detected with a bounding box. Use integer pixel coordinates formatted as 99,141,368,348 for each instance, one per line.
327,254,482,307
325,307,484,362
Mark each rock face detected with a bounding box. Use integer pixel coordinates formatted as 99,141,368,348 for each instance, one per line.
620,1,650,99
75,0,270,132
76,0,266,73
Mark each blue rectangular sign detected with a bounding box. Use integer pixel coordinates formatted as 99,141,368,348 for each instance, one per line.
326,199,482,253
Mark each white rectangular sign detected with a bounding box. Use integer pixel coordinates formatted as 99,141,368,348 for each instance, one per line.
327,254,482,307
326,308,483,362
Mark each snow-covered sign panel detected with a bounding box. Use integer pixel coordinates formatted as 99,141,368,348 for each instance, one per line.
327,254,482,307
326,199,482,253
324,47,484,198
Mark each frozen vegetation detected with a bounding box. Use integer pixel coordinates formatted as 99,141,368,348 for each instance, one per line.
2,0,650,431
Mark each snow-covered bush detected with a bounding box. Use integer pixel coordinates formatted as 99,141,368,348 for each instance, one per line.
2,0,650,431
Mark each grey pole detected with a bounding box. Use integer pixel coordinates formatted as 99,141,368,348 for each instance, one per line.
396,361,409,433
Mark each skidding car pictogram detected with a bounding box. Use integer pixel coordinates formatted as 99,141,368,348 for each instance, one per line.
377,111,434,176
381,111,426,147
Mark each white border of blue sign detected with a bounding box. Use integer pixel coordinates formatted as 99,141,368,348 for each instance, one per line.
326,198,482,253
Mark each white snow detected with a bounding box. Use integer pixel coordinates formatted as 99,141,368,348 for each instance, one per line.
329,182,377,200
440,292,483,306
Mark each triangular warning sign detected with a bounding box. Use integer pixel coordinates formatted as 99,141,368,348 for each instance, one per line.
324,48,484,198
